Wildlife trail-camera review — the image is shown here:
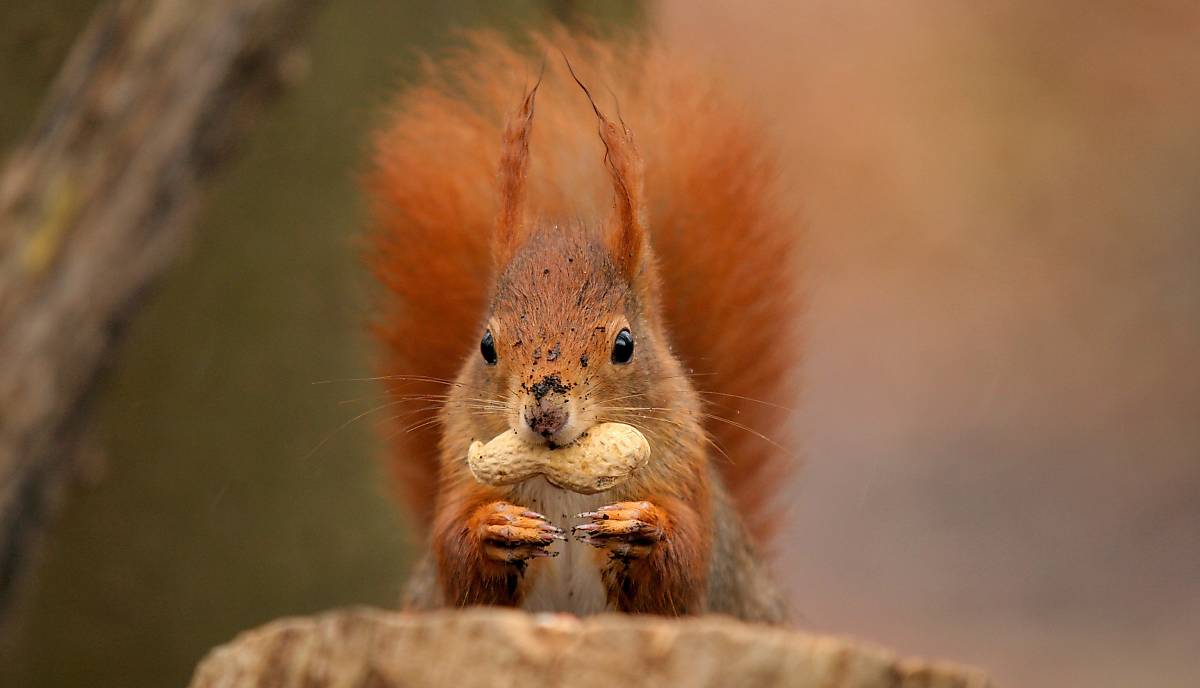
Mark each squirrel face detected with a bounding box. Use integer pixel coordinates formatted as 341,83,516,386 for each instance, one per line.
457,76,668,452
474,224,657,449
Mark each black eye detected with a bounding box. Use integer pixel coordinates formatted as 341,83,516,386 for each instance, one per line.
480,330,498,366
611,328,634,364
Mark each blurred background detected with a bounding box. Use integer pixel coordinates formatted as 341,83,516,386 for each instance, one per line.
1,2,1197,687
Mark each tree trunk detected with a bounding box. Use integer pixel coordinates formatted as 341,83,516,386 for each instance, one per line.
190,608,994,688
0,0,322,618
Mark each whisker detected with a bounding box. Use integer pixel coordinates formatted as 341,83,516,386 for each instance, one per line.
342,391,510,411
308,383,510,460
609,412,691,431
373,404,503,439
337,391,395,406
697,412,788,452
375,413,439,439
403,415,449,434
313,373,458,385
589,391,650,406
592,405,676,413
587,371,720,407
694,390,793,411
599,407,736,465
302,397,409,461
313,373,494,396
391,395,509,408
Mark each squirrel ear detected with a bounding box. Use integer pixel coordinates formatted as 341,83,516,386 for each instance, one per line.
565,59,647,282
494,78,540,268
598,115,647,282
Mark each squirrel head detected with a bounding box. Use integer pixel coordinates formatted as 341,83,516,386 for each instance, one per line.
464,74,671,449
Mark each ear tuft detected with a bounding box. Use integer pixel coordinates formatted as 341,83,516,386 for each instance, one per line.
494,75,541,268
564,56,647,282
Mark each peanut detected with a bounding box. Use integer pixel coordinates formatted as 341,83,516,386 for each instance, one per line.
466,423,650,494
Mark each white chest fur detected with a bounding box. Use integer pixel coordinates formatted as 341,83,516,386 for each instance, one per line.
511,477,610,615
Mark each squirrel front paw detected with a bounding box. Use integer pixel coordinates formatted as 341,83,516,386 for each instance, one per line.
477,501,565,564
573,501,665,559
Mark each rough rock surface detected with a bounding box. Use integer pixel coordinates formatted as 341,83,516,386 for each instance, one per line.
190,607,994,687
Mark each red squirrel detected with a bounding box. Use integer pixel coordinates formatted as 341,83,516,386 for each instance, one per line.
364,32,800,622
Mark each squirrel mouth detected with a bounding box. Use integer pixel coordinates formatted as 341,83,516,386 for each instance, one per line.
516,408,586,449
535,429,588,451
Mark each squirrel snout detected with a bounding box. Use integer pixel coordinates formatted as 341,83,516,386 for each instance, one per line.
526,405,568,439
520,374,577,444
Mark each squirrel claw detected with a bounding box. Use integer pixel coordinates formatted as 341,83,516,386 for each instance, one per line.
574,500,665,559
477,501,562,563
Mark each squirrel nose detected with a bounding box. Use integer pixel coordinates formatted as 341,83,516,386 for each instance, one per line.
526,405,568,438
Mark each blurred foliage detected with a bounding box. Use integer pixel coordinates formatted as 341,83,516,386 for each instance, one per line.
0,2,643,687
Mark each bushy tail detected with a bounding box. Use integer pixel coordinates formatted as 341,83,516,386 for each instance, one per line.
365,31,802,540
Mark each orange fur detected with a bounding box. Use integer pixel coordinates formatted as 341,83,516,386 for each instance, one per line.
365,32,800,541
367,32,798,619
432,488,547,607
591,497,709,615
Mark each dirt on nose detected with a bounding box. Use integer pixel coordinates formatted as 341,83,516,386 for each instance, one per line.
528,405,568,437
530,374,569,400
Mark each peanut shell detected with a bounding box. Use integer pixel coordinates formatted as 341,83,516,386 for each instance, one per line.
466,422,650,494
